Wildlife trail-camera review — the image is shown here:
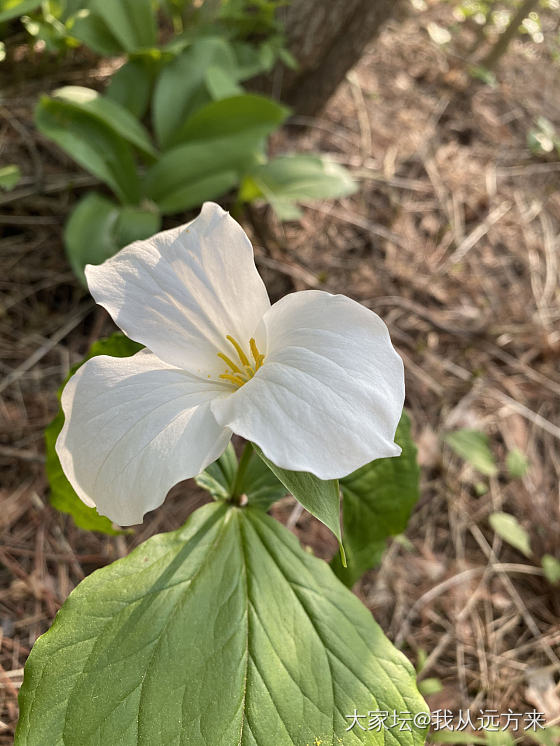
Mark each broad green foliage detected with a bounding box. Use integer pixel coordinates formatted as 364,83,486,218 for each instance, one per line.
64,192,160,284
143,94,289,213
17,502,428,745
196,443,286,509
253,445,345,563
35,94,141,204
153,37,238,148
29,3,355,282
0,0,40,23
45,333,143,533
240,154,358,219
52,85,157,158
105,58,155,119
0,163,21,190
444,428,498,477
489,511,532,558
331,412,420,586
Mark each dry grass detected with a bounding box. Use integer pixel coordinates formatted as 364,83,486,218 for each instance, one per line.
1,3,560,742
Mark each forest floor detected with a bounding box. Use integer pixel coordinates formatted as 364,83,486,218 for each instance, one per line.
1,2,560,743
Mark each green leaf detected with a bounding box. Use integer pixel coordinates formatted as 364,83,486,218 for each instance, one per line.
67,10,124,56
172,93,288,146
240,448,287,509
418,677,443,696
431,734,487,745
52,86,157,159
489,511,532,558
0,164,21,191
152,37,237,149
105,58,155,119
89,0,156,52
253,445,344,558
506,447,529,478
205,64,243,100
144,95,288,213
528,726,560,746
44,333,142,534
0,0,41,23
195,442,238,501
196,443,286,510
17,502,428,744
35,95,140,204
145,163,238,214
486,730,514,746
241,154,357,220
64,192,160,283
444,428,498,477
541,554,560,586
331,411,420,586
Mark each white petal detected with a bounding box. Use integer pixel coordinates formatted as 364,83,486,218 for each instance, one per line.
211,290,404,479
56,350,232,525
85,202,270,378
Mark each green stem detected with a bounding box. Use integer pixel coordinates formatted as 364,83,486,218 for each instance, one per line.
231,441,254,503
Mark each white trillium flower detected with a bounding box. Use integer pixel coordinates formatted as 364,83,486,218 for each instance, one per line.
56,202,405,525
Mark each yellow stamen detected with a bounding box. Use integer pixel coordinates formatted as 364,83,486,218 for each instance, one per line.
250,337,265,369
217,352,242,374
217,335,265,389
226,335,250,367
219,373,246,387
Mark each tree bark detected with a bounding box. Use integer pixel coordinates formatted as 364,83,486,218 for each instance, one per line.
276,0,404,117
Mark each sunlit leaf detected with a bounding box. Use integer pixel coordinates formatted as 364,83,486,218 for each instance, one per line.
444,428,498,477
240,154,357,220
35,95,140,204
0,164,21,191
489,511,532,558
541,554,560,586
0,0,41,23
17,502,428,744
152,37,237,148
51,86,157,159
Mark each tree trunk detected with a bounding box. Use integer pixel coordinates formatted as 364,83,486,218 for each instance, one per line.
479,0,539,70
275,0,404,117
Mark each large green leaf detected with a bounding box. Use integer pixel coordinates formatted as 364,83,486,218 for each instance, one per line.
89,0,156,52
196,443,286,510
172,93,288,145
67,10,124,56
44,333,143,534
105,58,155,119
152,37,238,149
331,412,420,586
144,95,288,213
51,86,157,159
17,502,428,745
253,445,344,561
241,154,357,220
0,0,41,23
64,192,160,283
35,95,140,204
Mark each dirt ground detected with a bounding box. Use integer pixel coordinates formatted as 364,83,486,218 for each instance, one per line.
1,2,560,743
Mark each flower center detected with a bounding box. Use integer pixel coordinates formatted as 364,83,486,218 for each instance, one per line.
217,335,265,389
